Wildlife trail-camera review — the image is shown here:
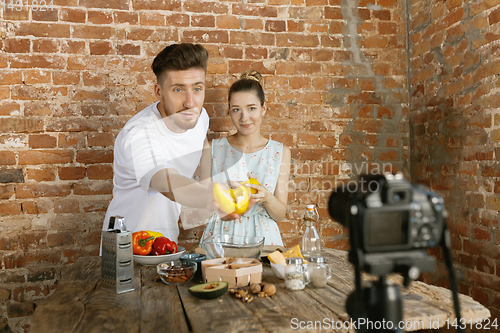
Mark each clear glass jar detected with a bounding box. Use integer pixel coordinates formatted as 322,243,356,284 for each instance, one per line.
285,257,309,291
307,255,332,288
302,204,321,259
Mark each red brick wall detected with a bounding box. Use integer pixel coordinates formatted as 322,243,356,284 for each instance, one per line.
408,0,500,326
0,0,407,331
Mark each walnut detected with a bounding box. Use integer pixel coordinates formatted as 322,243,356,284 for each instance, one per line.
250,284,261,294
263,283,276,296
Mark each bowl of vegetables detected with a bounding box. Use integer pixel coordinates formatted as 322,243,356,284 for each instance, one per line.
157,260,196,285
132,231,185,265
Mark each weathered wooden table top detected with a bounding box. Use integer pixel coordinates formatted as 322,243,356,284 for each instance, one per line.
30,248,490,333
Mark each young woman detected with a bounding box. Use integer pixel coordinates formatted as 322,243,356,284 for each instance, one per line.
200,71,291,246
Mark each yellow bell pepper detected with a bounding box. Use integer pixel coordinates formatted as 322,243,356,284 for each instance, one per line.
145,230,163,239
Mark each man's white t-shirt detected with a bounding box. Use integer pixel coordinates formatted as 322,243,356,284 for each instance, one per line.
103,102,209,242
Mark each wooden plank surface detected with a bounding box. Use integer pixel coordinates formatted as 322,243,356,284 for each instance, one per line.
31,257,141,333
30,249,491,333
178,283,269,332
140,265,190,333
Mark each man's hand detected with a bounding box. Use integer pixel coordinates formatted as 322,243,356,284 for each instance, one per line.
218,197,256,221
212,181,256,221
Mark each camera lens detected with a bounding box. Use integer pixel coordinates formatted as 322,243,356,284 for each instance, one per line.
393,191,405,202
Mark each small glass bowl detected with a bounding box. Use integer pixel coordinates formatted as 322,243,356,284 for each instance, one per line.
156,260,197,286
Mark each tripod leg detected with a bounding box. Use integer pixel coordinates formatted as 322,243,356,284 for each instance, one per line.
362,277,404,333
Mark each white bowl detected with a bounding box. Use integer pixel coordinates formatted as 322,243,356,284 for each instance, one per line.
133,246,186,265
270,263,285,279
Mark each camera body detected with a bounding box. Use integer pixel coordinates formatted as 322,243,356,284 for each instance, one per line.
329,173,447,255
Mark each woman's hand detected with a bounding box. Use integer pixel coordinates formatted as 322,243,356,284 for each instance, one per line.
244,183,271,204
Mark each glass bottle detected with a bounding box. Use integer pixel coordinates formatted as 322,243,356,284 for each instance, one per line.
307,255,332,288
302,204,321,259
285,257,309,291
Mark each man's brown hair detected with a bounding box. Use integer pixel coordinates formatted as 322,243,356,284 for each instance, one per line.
151,43,209,83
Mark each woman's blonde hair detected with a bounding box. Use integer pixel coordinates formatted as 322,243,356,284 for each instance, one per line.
240,70,262,83
228,70,265,106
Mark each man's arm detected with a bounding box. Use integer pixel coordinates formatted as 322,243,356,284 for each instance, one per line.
199,138,212,186
150,168,213,209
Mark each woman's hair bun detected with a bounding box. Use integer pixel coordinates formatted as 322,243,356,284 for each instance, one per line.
240,70,262,83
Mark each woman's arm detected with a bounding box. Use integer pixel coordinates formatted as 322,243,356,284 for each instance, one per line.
247,145,291,222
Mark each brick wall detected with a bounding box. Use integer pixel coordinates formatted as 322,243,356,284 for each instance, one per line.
408,0,500,326
0,0,408,331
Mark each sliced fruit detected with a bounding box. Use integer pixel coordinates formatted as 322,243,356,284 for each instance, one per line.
213,183,236,214
213,183,251,216
233,185,250,215
241,178,259,194
268,250,286,265
283,244,303,259
188,281,229,299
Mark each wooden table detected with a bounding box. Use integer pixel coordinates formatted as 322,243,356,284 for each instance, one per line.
30,248,490,332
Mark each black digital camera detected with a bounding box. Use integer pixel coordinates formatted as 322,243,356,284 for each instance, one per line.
329,173,448,255
328,173,462,333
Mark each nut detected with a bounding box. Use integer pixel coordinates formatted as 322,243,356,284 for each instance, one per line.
263,283,276,296
250,284,261,294
257,292,266,298
243,295,253,303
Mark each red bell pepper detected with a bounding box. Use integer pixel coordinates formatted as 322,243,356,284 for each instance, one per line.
152,237,177,255
166,238,177,254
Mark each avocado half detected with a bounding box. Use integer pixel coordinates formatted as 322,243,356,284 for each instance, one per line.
188,281,228,299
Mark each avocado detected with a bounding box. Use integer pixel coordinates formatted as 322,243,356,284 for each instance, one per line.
188,281,228,299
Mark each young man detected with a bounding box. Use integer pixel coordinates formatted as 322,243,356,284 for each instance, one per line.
102,43,215,243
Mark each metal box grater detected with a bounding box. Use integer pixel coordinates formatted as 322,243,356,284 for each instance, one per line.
101,216,135,294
